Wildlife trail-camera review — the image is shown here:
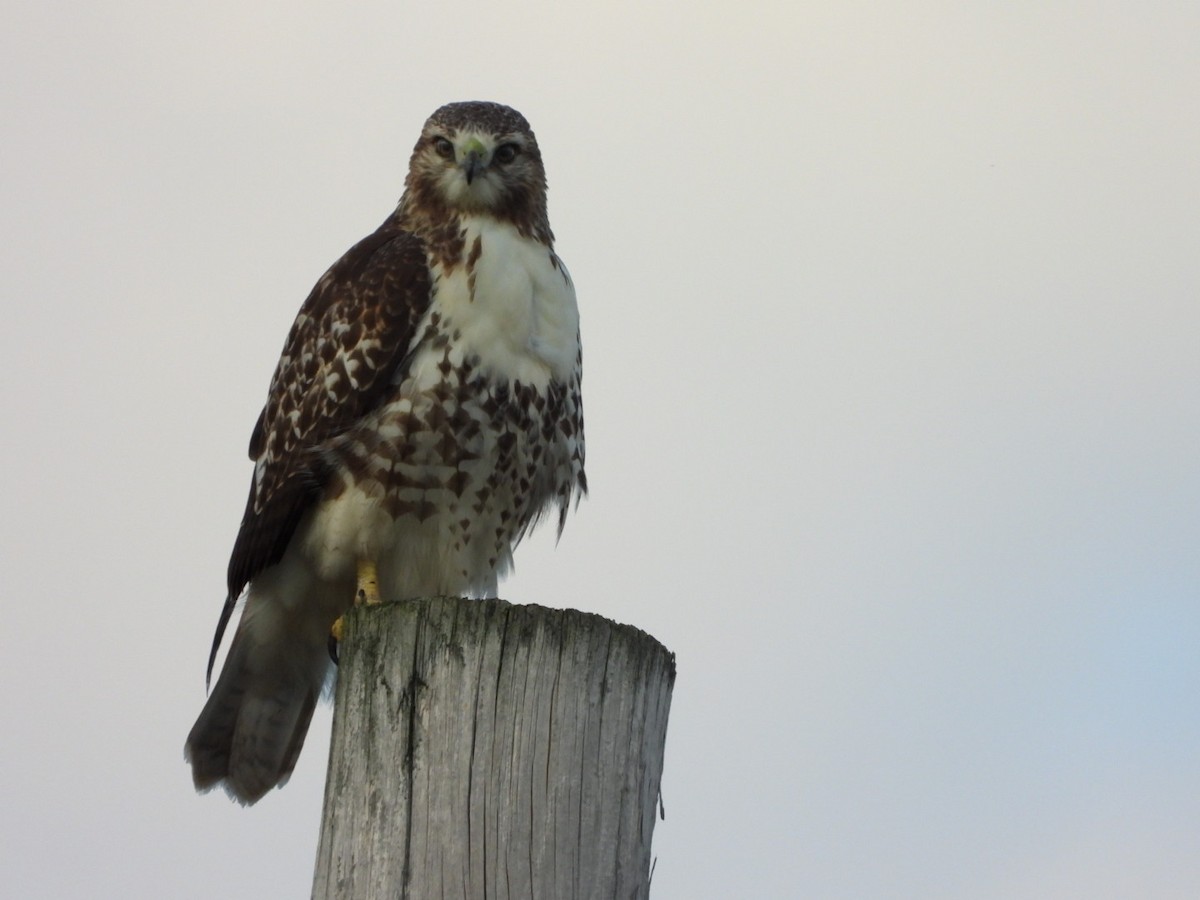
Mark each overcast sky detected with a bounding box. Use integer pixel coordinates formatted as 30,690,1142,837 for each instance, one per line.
3,2,1198,898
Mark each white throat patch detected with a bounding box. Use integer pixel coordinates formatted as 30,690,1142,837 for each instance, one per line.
427,217,578,388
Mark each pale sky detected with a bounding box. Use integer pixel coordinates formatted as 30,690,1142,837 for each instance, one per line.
3,2,1198,898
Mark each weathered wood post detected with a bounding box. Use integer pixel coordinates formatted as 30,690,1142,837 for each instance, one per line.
311,597,675,899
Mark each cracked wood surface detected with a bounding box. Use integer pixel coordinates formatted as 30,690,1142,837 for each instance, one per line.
311,597,675,899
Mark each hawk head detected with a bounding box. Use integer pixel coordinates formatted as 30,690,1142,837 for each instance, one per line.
402,101,551,238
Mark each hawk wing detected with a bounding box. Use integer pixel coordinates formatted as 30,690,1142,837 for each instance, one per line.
206,214,431,681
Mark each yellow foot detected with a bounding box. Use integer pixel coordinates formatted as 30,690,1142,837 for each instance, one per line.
331,560,380,655
356,559,381,606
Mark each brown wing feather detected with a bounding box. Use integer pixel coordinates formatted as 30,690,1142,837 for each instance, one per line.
206,213,431,681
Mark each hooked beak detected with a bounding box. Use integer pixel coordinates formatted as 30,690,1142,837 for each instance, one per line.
460,139,486,184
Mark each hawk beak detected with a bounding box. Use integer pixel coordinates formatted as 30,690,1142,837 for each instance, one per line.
463,151,483,185
460,140,486,185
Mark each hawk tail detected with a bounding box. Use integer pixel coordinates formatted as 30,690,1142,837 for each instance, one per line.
184,592,330,805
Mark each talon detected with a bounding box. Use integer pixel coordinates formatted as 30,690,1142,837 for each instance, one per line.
356,559,381,606
327,629,340,665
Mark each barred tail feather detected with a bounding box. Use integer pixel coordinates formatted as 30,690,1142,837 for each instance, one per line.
185,585,332,805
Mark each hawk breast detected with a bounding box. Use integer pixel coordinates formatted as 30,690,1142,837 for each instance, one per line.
431,217,579,389
295,215,584,599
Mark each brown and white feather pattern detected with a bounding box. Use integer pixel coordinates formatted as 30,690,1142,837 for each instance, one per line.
186,101,585,804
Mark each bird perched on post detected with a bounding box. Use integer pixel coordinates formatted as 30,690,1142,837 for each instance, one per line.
185,101,586,805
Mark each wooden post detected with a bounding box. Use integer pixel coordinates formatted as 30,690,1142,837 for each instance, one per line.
311,597,675,899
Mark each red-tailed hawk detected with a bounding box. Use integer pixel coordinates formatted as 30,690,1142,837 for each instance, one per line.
185,101,585,804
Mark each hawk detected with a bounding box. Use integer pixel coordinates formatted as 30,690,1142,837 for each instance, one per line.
185,101,585,804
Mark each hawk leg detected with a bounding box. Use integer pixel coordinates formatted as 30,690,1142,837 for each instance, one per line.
356,558,382,606
330,559,382,649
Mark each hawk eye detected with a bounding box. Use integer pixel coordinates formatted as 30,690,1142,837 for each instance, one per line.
432,137,454,159
494,143,519,164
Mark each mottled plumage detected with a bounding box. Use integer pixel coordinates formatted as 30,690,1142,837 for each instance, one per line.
185,102,585,804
